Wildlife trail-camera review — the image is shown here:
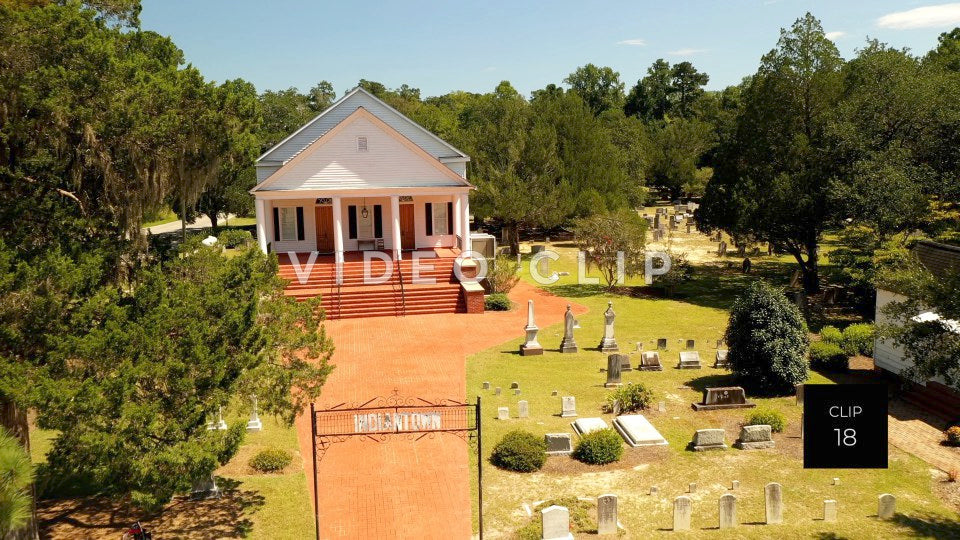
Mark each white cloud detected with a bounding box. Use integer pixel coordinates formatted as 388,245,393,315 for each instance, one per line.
617,39,647,46
825,31,846,40
877,3,960,29
668,48,708,56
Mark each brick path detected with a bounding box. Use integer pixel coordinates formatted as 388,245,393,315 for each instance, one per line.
888,400,960,473
295,281,586,539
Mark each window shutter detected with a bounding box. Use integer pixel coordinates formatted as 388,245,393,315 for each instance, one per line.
296,207,304,241
273,207,280,242
446,202,454,235
348,206,358,239
373,205,383,238
425,203,433,236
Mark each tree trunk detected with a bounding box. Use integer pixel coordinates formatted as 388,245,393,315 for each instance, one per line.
802,239,821,294
208,211,219,232
508,223,520,256
0,398,40,540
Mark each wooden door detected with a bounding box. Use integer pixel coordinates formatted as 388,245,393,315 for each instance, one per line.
315,206,334,253
399,204,415,250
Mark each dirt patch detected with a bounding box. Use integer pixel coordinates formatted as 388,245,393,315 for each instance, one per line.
541,445,671,475
37,480,264,540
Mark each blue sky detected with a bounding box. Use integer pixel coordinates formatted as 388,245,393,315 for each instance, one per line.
140,1,960,98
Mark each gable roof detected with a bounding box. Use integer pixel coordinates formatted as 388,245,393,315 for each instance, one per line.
257,86,469,165
251,107,472,192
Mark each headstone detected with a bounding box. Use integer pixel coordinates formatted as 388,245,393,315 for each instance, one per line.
765,483,783,524
514,389,521,396
654,214,662,230
494,387,502,396
531,244,545,254
731,480,740,490
613,414,669,447
734,424,775,449
657,338,668,350
605,354,623,388
823,500,838,522
510,381,519,389
639,351,663,371
246,396,263,432
598,302,619,352
673,496,692,531
718,241,727,256
520,300,544,355
685,339,696,350
207,406,228,431
688,482,697,493
692,386,756,411
191,474,222,500
544,433,574,455
541,505,573,540
614,353,632,372
650,486,659,496
796,384,804,406
482,381,491,390
560,304,579,353
719,494,737,529
716,338,725,348
572,417,609,437
878,494,895,519
686,223,693,234
497,407,510,420
560,396,577,418
689,428,728,451
832,477,840,486
714,350,730,369
518,400,529,418
597,494,618,536
657,401,666,412
551,390,558,396
677,351,702,369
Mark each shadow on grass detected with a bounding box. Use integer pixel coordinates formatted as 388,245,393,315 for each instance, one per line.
684,374,738,393
812,534,850,539
891,513,960,538
38,477,264,540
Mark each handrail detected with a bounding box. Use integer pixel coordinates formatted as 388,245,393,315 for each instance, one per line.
395,257,407,316
334,260,343,319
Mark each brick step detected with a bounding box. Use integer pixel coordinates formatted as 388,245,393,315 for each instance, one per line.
277,261,456,273
329,301,463,319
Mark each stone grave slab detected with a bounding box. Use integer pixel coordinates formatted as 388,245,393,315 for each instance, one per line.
545,433,574,455
714,349,729,368
692,386,756,411
688,428,728,451
639,351,663,371
677,351,702,369
571,417,609,437
560,396,577,418
612,414,668,447
734,424,774,449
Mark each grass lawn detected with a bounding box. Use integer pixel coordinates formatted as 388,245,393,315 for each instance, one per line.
142,208,178,228
466,239,959,538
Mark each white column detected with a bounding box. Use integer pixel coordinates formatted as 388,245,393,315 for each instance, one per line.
453,194,463,248
390,195,402,261
332,195,344,266
460,193,472,252
255,198,268,253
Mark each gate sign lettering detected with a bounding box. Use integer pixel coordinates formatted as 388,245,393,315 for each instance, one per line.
354,411,442,433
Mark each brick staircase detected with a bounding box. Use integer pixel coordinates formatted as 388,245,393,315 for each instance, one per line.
278,254,465,319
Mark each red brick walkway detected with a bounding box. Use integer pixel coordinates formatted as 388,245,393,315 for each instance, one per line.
888,400,960,473
295,281,586,539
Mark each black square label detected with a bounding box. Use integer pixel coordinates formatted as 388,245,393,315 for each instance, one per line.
803,384,887,469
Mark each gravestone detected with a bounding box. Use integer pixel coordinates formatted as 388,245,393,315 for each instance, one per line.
685,339,696,349
796,384,804,406
482,381,490,390
714,350,730,369
598,302,619,352
718,241,728,256
731,480,740,490
551,390,558,396
518,400,529,419
657,338,668,350
572,417,609,437
191,474,222,500
716,338,725,348
605,355,623,388
823,500,838,522
653,214,662,230
688,482,697,493
734,424,775,449
247,396,263,432
541,505,573,540
560,396,577,418
510,381,519,389
207,406,228,431
765,483,783,524
613,414,669,447
597,494,618,536
497,407,510,420
520,300,544,356
614,353,632,372
719,493,737,529
878,494,896,519
692,386,756,411
677,351,702,369
657,401,666,412
650,486,659,496
686,223,693,234
545,433,574,455
689,428,728,451
640,351,663,371
514,389,521,396
560,304,579,353
832,477,840,486
673,496,692,531
494,387,502,396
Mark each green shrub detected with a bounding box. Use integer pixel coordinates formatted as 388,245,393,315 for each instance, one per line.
745,408,786,433
249,448,292,473
820,325,843,345
486,255,520,293
217,229,252,248
725,281,809,394
484,293,512,311
490,430,546,472
946,426,960,447
573,428,623,465
841,323,875,356
809,341,849,372
602,383,653,414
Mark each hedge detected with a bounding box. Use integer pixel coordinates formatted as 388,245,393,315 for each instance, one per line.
491,430,546,472
573,428,623,465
